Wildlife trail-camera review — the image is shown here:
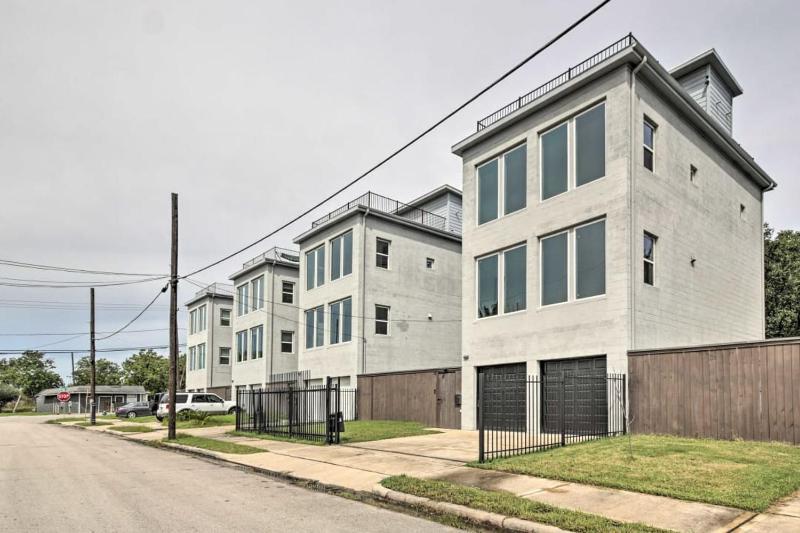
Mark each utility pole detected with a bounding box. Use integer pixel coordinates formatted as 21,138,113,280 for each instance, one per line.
167,193,178,440
70,352,75,386
89,288,96,425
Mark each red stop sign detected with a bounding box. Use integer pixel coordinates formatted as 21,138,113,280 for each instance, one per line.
56,391,71,402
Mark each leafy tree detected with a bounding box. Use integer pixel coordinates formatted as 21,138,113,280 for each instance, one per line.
765,223,800,338
0,383,18,410
72,357,122,386
122,349,169,394
0,351,63,397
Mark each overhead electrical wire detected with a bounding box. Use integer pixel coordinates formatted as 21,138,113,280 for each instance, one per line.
0,328,182,337
0,344,185,355
95,283,170,341
179,0,613,280
0,258,167,277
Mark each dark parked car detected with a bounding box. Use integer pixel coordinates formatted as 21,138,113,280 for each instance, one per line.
116,402,152,419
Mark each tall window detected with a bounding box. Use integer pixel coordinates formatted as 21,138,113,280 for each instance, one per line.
250,325,264,359
375,305,389,335
281,281,294,304
280,331,294,353
540,219,606,306
220,308,231,327
189,309,198,334
643,119,655,171
331,231,353,281
250,276,264,311
477,144,527,225
305,306,324,349
477,244,527,318
219,347,230,365
236,330,248,362
306,245,325,290
376,238,390,269
189,346,196,370
329,297,352,344
542,103,606,200
643,232,656,285
236,284,249,316
197,343,206,370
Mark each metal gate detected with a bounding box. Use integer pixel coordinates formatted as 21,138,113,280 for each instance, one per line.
542,356,606,433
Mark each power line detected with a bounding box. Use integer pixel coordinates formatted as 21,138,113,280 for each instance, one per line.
0,258,167,277
0,328,182,337
179,0,613,280
0,276,168,289
0,298,171,309
95,284,170,341
0,344,185,355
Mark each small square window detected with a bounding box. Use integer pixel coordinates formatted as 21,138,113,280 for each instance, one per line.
219,347,230,365
280,331,294,353
426,257,435,269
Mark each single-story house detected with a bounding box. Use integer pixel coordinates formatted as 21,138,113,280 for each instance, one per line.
35,385,147,414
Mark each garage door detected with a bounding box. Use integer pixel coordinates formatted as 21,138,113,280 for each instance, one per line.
478,363,526,432
541,356,607,434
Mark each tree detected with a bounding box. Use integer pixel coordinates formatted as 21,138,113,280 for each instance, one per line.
765,224,800,338
121,349,169,394
72,357,122,386
0,351,63,397
0,383,17,411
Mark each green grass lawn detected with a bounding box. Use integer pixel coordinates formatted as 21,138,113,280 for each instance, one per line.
382,475,667,533
45,417,86,424
75,421,113,427
109,424,156,433
159,413,236,429
118,415,157,424
228,420,438,445
474,434,800,512
165,433,265,454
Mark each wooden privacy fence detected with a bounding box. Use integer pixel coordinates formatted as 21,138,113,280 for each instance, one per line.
629,338,800,444
357,368,461,429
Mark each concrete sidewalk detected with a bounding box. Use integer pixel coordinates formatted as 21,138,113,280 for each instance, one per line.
78,421,800,532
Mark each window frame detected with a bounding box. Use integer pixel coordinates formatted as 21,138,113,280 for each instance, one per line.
304,306,324,349
197,343,206,370
330,230,354,282
189,346,196,371
539,101,607,202
249,325,264,359
426,257,435,270
574,218,606,300
219,347,231,365
305,245,325,290
281,281,294,304
476,142,528,226
236,283,249,316
376,238,390,269
329,297,353,345
643,232,656,286
643,118,656,172
236,330,248,362
198,305,206,332
280,330,294,353
250,276,264,311
475,243,527,319
220,308,231,327
375,305,390,335
189,309,197,334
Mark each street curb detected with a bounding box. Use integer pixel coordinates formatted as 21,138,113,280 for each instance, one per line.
372,484,570,533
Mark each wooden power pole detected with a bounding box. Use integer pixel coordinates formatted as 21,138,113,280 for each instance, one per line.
89,288,96,425
167,193,178,440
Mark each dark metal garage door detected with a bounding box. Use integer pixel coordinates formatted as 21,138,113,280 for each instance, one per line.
541,356,607,434
478,363,526,432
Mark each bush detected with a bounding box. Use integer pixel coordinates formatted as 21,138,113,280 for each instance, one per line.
0,385,20,411
178,410,209,425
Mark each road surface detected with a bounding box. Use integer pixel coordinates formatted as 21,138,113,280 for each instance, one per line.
0,415,457,532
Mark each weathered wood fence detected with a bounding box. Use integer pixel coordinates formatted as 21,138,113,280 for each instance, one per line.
629,338,800,444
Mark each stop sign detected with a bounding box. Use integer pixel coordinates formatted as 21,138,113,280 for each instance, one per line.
56,391,71,402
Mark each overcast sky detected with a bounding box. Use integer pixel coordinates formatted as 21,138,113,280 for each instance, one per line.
1,0,798,382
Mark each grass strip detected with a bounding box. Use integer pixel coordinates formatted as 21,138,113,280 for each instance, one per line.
227,420,438,446
108,424,155,433
381,475,670,533
75,421,113,427
165,433,265,454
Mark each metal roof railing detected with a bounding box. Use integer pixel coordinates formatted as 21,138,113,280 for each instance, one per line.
476,34,636,131
242,246,300,269
194,282,234,298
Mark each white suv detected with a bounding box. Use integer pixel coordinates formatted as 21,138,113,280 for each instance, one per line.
156,392,237,421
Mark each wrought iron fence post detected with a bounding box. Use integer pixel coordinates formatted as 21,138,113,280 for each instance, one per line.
288,383,294,439
559,375,566,447
325,376,332,444
478,372,485,463
622,374,627,435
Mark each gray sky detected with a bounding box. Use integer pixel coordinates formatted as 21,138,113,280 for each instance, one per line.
1,0,798,381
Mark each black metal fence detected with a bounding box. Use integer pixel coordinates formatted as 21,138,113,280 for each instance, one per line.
235,378,357,444
478,373,626,462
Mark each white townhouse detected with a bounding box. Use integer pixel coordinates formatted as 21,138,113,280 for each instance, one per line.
294,186,463,387
229,247,301,394
185,283,234,399
451,35,776,429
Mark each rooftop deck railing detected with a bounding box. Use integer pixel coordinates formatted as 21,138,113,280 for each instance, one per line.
476,34,636,131
194,282,234,297
311,191,451,233
242,246,300,269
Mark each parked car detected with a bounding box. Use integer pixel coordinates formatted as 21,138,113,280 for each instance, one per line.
156,392,236,421
148,393,165,415
116,401,152,419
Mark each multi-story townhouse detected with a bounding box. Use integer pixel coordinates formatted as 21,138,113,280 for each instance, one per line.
229,247,301,394
294,185,463,387
452,35,776,429
184,283,234,399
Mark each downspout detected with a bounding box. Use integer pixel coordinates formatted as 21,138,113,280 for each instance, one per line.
208,293,214,392
269,265,276,385
629,55,647,355
360,205,370,376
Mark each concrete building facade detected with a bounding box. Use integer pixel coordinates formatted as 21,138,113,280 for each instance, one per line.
295,186,463,387
184,283,234,399
452,35,776,429
229,247,301,394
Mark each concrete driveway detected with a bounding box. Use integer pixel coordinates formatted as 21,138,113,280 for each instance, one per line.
343,429,478,463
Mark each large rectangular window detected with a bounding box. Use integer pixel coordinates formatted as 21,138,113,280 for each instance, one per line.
503,245,527,313
189,309,198,334
643,119,655,171
305,306,324,349
575,220,605,299
541,232,568,305
477,255,498,318
541,123,568,200
250,276,264,310
250,325,264,359
376,238,390,269
643,232,656,286
197,343,206,370
330,297,352,344
375,305,389,335
477,159,499,224
236,284,249,316
189,346,196,370
504,144,527,215
236,330,248,362
306,246,325,290
331,231,353,281
281,281,294,304
575,104,605,186
477,144,527,225
281,331,294,353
